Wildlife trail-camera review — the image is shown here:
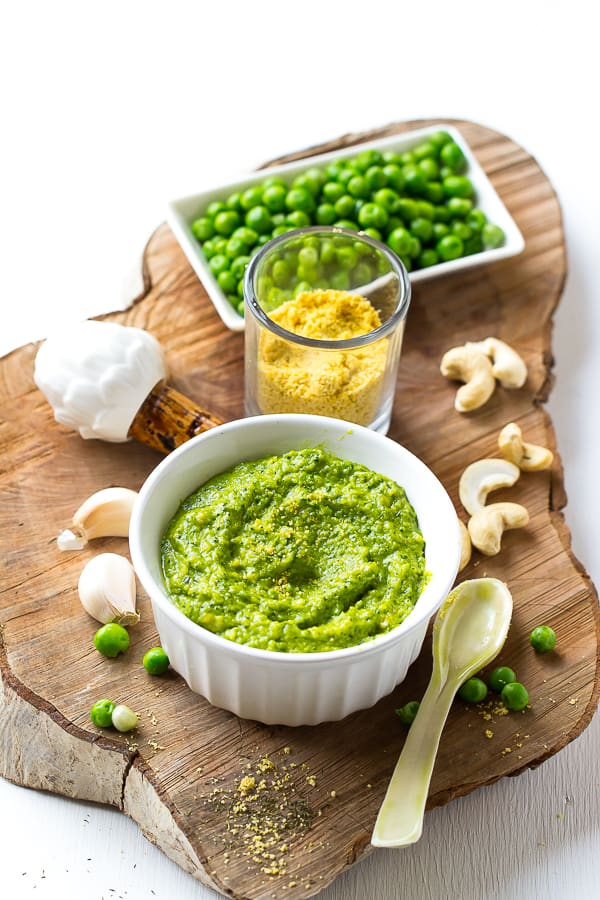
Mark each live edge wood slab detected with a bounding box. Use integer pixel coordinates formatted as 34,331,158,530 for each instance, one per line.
1,119,599,899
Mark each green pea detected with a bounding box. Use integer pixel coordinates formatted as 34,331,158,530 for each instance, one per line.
429,130,452,151
263,184,287,213
402,165,428,195
230,255,251,280
423,181,445,204
452,222,473,242
361,227,382,241
315,203,337,225
417,248,439,268
353,149,383,171
262,175,287,189
298,246,319,268
372,188,399,212
351,260,373,286
240,186,264,210
225,237,247,260
205,200,227,217
458,677,488,704
208,254,230,276
418,158,440,181
336,245,359,270
415,200,435,220
214,209,241,236
385,215,403,235
231,226,259,248
440,141,466,171
412,141,436,161
225,192,243,211
212,237,228,254
410,217,433,242
271,258,292,287
433,205,452,222
142,646,170,675
191,217,214,242
89,698,116,728
201,238,216,259
245,205,273,234
217,270,237,294
482,223,506,249
286,210,311,228
334,194,357,218
463,234,483,255
436,234,464,261
447,197,473,219
365,165,387,191
325,160,344,180
530,625,557,653
395,700,420,726
432,222,449,240
236,298,245,315
347,175,370,198
467,209,487,231
293,169,324,196
319,238,336,264
322,181,345,203
382,164,405,191
330,270,351,290
501,682,529,711
382,150,402,165
387,227,412,257
488,666,516,693
443,174,474,199
358,202,389,231
408,236,422,258
337,167,357,186
395,198,419,222
93,623,130,658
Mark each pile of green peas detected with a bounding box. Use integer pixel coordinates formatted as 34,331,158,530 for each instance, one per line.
190,131,506,317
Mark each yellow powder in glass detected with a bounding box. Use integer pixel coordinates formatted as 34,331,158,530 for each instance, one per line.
256,289,388,426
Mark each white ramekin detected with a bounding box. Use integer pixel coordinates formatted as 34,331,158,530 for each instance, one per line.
129,414,461,726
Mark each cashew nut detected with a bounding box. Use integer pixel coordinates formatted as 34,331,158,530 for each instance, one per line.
458,518,472,571
466,338,527,389
498,422,554,471
440,345,496,412
468,502,530,556
459,458,521,516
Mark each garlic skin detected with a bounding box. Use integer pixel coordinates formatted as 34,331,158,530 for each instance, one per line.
58,486,138,551
34,320,167,442
78,552,140,626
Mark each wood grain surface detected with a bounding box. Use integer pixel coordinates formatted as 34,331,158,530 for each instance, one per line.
1,119,599,900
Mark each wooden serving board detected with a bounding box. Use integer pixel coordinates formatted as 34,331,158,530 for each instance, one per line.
1,119,599,899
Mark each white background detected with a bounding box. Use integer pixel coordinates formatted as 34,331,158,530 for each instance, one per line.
1,2,599,898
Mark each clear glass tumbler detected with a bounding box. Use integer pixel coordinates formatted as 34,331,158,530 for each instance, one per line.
243,227,411,434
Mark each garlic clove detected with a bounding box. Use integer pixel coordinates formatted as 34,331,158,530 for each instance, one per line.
78,552,140,626
111,703,139,733
58,487,138,551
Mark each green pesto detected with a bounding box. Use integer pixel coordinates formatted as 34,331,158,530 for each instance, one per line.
160,448,427,653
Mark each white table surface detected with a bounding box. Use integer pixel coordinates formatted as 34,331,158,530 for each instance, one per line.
2,3,599,898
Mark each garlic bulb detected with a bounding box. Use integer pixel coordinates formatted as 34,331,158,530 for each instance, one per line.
78,552,140,626
58,487,138,551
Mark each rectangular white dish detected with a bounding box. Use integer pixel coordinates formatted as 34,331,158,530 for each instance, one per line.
167,124,525,332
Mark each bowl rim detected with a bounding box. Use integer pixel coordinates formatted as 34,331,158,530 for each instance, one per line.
243,226,412,350
129,414,461,664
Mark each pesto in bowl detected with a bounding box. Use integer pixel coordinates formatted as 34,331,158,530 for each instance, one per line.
161,447,427,653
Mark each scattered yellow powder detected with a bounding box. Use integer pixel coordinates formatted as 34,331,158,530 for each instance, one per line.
238,776,256,795
256,290,389,426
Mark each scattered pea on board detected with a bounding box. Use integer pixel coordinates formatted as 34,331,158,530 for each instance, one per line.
190,132,507,316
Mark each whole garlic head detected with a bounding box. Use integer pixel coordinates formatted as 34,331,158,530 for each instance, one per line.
34,320,168,442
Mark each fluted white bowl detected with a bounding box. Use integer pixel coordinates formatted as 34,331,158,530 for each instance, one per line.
129,414,461,726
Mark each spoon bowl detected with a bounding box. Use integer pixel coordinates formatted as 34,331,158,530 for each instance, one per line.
371,577,513,847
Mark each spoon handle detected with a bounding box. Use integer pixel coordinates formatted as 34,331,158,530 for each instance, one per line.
371,678,455,847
